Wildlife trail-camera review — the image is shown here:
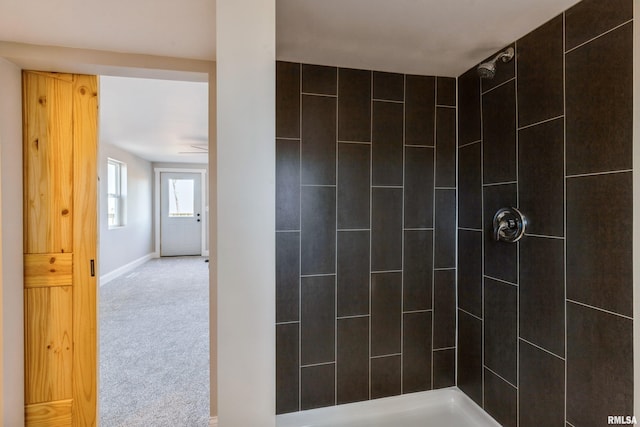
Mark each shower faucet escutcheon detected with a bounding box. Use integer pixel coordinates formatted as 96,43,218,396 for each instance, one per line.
493,207,527,243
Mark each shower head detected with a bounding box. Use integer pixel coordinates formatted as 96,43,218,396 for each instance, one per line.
477,47,515,79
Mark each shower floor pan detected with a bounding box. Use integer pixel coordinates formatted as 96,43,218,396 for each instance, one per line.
276,387,501,427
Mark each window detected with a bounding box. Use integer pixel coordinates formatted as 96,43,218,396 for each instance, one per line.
168,178,195,217
107,158,127,227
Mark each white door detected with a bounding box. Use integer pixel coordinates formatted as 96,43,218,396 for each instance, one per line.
160,172,203,256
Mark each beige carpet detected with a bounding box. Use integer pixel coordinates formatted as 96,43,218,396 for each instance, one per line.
99,256,210,427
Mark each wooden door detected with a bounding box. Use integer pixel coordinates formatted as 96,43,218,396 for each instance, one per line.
23,71,98,426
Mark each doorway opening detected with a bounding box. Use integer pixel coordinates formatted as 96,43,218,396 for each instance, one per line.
98,75,210,426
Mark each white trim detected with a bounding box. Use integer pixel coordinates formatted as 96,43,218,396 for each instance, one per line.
154,167,208,257
99,253,154,286
209,416,218,427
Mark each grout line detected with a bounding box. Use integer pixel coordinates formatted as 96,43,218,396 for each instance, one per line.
565,18,633,54
334,66,339,407
337,140,371,145
479,67,486,409
431,78,437,391
566,168,633,179
434,267,456,271
371,270,403,274
436,104,456,109
484,274,518,287
298,62,303,411
459,307,483,322
405,144,435,148
482,180,517,187
400,72,407,394
484,365,518,390
337,228,370,232
301,361,336,368
524,233,564,240
458,140,481,149
455,73,459,389
514,40,521,424
481,76,516,96
403,309,433,314
566,422,576,427
368,70,374,401
433,346,456,352
372,185,403,189
301,184,336,187
435,186,456,190
337,314,369,320
276,137,301,141
371,353,402,359
372,98,404,104
517,114,564,131
459,227,482,233
301,273,335,278
276,320,300,326
519,337,565,361
404,227,434,231
301,91,337,98
562,13,568,426
276,229,301,233
566,299,634,321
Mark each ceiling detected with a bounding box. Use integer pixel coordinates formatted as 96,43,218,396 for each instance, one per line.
0,0,582,162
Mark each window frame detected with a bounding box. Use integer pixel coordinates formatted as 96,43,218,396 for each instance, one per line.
107,158,127,228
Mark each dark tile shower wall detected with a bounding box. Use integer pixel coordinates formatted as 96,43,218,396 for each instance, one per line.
457,1,634,426
276,62,457,414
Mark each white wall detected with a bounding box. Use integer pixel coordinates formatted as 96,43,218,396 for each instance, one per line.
0,57,24,427
216,0,275,425
99,143,154,277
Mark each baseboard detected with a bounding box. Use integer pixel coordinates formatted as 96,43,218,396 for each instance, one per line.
99,253,155,286
209,416,218,427
203,250,210,257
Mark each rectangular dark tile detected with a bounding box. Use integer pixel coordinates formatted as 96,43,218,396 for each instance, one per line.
517,15,564,127
301,275,335,365
337,231,370,317
519,236,565,357
338,68,371,142
402,312,432,393
480,44,515,93
371,355,401,399
302,95,336,185
458,67,481,146
301,363,335,410
302,64,337,95
276,323,299,414
519,340,565,427
373,71,404,101
482,80,516,184
458,310,483,406
337,317,369,404
404,146,434,228
276,139,300,231
433,270,456,349
436,77,456,107
433,348,455,389
405,75,435,146
403,230,433,312
301,186,336,275
483,184,518,284
276,61,300,138
276,232,300,323
435,189,456,268
565,0,633,51
458,230,482,318
371,188,402,271
371,272,401,356
484,278,518,386
518,118,564,237
566,172,632,316
372,101,404,186
435,107,456,188
337,143,370,229
566,23,632,175
458,143,482,229
566,302,633,427
484,369,517,427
